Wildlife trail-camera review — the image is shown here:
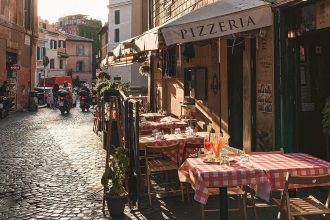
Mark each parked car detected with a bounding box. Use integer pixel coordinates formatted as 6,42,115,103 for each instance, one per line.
35,87,53,106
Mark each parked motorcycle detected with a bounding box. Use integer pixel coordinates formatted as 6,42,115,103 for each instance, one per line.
0,96,13,119
58,90,71,115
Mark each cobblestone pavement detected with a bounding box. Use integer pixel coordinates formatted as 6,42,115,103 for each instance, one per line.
0,107,328,220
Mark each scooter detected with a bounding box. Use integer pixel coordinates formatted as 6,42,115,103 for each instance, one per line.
58,91,70,115
0,96,13,119
91,94,97,106
80,95,90,112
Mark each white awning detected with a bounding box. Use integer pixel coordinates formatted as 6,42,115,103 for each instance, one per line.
134,26,161,51
112,37,135,57
160,0,273,45
100,56,109,69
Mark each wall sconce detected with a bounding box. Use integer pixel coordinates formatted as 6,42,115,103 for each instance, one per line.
288,30,297,39
288,30,302,39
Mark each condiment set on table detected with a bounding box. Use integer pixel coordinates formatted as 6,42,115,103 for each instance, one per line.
202,137,250,166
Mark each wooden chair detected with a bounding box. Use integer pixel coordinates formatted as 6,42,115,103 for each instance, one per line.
139,129,153,136
145,143,184,206
273,173,330,220
244,149,285,220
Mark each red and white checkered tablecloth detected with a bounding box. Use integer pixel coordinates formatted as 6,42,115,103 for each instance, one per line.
140,113,166,121
250,153,330,189
178,157,269,204
179,153,330,205
139,121,188,131
139,133,204,164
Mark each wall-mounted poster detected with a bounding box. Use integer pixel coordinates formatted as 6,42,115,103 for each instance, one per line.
257,83,272,113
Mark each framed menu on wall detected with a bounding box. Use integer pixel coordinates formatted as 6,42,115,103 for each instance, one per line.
257,83,272,113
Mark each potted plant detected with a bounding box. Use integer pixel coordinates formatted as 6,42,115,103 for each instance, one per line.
101,146,129,216
322,97,330,160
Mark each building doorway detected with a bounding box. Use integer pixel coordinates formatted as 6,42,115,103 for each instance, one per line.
297,29,330,160
227,39,244,150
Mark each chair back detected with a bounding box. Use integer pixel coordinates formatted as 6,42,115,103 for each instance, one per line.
248,148,284,155
277,173,330,220
287,173,330,186
182,142,203,164
140,129,153,136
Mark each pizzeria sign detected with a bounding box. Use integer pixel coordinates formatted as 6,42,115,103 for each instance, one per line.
161,6,273,45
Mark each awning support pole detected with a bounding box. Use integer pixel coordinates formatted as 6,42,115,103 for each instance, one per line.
218,37,223,135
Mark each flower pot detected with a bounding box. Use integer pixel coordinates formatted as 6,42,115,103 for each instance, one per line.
106,194,128,216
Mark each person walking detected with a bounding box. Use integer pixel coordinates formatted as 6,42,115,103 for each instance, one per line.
52,83,59,109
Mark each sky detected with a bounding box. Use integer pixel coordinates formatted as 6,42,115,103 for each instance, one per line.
38,0,109,25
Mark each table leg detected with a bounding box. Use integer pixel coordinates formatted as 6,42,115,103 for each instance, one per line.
219,187,228,220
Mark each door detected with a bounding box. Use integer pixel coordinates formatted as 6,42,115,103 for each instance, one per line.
227,39,244,149
297,30,330,160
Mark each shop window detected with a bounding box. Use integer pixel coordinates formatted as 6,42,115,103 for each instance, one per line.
184,67,208,101
161,46,176,77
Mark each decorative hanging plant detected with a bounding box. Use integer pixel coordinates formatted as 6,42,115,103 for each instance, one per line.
139,61,150,76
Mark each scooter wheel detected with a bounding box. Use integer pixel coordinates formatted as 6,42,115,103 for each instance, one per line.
60,110,65,115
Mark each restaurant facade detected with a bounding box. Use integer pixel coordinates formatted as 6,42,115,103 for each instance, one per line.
272,0,330,160
111,0,330,161
146,0,274,153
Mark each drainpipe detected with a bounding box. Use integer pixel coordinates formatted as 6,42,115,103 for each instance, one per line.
148,0,152,29
29,0,35,91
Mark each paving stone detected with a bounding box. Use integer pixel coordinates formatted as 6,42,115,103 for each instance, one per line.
0,108,327,220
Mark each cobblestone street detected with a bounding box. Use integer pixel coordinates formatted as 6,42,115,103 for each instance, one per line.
0,107,328,220
0,107,108,220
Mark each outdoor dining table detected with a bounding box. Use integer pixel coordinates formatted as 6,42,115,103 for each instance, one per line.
139,120,188,132
178,153,330,220
139,132,206,164
140,112,166,121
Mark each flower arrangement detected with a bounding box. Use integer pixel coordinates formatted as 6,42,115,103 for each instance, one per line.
139,61,150,76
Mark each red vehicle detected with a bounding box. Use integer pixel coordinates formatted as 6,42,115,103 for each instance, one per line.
39,76,73,88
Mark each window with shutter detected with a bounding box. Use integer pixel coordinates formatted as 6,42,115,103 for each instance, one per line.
114,28,120,43
37,47,40,60
76,61,84,72
115,10,120,24
50,59,55,69
54,41,57,49
59,60,63,69
58,40,61,48
50,40,53,49
63,41,66,48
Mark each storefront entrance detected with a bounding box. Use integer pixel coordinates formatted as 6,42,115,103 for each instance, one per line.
228,39,244,150
297,29,330,160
